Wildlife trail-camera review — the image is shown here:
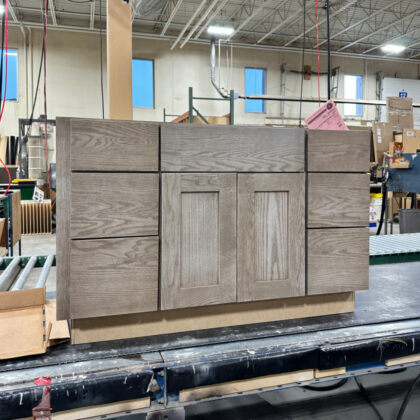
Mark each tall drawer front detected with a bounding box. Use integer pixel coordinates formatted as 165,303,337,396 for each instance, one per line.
307,129,370,172
68,118,159,171
70,236,159,319
308,173,370,228
307,228,369,295
70,173,159,239
161,124,305,172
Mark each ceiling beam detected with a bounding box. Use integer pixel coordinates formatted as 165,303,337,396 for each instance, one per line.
317,0,399,48
8,1,18,22
194,0,230,40
338,9,420,51
363,25,420,54
161,0,184,36
90,0,95,29
284,0,358,47
179,0,219,48
171,0,207,49
227,0,275,41
49,0,57,26
257,0,315,45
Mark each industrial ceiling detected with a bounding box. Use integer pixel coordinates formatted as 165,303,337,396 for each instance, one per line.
8,0,420,61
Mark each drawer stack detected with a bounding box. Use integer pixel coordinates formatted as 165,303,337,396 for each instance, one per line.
306,130,370,295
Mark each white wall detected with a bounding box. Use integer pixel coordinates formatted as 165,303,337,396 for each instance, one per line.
2,26,420,136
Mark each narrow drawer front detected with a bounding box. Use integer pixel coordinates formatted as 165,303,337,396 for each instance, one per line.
307,228,369,295
307,129,370,172
161,124,305,172
69,118,159,171
70,173,159,239
69,236,158,319
308,173,370,228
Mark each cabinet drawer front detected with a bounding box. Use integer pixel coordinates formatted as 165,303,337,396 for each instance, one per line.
307,228,369,295
237,173,305,302
161,125,305,172
307,129,370,172
308,173,369,228
70,173,158,239
68,118,159,171
161,173,237,310
69,237,158,319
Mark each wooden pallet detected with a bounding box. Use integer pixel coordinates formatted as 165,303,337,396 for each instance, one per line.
21,200,52,235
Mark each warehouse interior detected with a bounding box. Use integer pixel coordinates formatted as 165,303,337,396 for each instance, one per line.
0,0,420,419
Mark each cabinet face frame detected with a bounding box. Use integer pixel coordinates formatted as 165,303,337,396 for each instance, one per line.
161,173,237,310
237,173,306,302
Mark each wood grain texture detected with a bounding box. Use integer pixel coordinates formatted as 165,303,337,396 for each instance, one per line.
161,124,305,172
70,173,158,239
307,129,370,172
237,173,305,302
70,237,158,319
307,228,369,295
71,292,354,344
70,118,158,171
161,173,237,310
308,173,370,228
56,117,71,320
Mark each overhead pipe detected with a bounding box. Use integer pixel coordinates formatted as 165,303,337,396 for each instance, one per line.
210,37,228,98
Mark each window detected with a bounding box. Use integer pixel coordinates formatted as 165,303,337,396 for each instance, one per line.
132,58,154,108
344,74,363,117
245,67,266,113
1,49,17,101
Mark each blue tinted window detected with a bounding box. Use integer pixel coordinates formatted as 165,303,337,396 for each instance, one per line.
245,68,266,113
1,49,17,101
132,59,154,108
344,74,363,117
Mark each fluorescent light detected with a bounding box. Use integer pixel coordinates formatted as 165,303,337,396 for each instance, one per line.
207,26,234,37
382,44,406,54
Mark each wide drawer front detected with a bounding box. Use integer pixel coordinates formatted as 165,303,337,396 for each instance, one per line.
69,236,159,319
161,124,305,172
307,129,370,172
70,173,159,239
307,173,370,228
307,228,369,295
68,118,159,171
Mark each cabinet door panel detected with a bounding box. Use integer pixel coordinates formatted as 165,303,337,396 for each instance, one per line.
238,174,305,302
161,173,237,310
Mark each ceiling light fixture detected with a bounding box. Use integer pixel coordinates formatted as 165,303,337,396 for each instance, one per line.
207,26,234,37
382,44,406,54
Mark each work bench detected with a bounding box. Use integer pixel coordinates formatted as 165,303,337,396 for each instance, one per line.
1,260,420,419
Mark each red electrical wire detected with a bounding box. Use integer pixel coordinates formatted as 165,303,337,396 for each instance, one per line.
315,0,321,107
0,0,11,196
43,0,51,200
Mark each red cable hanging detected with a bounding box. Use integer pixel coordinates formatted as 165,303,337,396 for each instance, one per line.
43,0,51,200
0,0,11,196
315,0,321,107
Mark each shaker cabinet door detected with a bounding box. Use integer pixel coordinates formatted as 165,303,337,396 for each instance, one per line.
161,173,237,310
237,174,305,302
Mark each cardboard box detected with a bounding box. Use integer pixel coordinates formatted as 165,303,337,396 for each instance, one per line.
0,290,69,359
387,97,414,131
372,122,393,163
0,288,48,359
403,129,420,153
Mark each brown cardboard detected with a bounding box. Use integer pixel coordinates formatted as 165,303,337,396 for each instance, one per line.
45,299,70,346
386,97,414,131
403,129,420,153
0,288,47,359
372,122,393,162
394,133,403,143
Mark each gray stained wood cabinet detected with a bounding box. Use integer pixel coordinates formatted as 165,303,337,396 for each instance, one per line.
57,118,370,320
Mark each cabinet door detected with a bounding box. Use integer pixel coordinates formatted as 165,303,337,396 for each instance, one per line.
161,173,237,310
238,174,305,302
